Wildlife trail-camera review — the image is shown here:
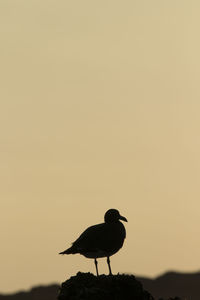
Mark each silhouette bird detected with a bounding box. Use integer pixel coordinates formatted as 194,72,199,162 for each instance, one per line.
59,208,128,276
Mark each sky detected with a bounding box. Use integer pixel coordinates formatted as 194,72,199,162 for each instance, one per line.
1,0,200,293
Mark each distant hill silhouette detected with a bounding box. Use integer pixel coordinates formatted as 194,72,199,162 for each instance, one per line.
0,285,59,300
137,271,200,300
0,271,199,300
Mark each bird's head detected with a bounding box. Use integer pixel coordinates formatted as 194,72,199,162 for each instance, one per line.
104,209,128,223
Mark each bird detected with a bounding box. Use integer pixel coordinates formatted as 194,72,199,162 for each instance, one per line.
59,208,127,276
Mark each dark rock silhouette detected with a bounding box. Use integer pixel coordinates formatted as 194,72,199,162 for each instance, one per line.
58,272,154,300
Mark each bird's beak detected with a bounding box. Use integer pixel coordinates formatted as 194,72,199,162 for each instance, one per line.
119,215,128,222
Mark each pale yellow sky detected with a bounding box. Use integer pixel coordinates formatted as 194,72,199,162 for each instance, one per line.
1,0,200,293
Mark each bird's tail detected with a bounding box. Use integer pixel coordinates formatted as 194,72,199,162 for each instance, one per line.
59,246,77,255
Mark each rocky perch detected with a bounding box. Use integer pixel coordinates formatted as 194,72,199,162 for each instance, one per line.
58,272,154,300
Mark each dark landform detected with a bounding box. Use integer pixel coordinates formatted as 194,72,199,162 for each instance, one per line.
0,271,199,300
0,284,59,300
58,272,153,300
137,271,200,300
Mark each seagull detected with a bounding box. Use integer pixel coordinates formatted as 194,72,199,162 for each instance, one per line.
59,209,127,276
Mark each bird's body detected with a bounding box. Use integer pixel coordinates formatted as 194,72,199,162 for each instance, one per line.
59,209,127,275
60,221,126,258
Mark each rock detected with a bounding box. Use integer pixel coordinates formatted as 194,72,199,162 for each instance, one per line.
58,272,154,300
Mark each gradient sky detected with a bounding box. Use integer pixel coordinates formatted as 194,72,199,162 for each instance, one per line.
1,0,200,293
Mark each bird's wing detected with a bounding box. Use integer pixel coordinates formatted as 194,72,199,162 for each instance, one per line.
72,223,121,252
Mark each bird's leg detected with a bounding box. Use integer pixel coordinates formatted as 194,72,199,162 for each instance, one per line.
107,256,112,275
94,258,99,276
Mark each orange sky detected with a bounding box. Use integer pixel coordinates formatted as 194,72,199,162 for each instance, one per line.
1,0,200,293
